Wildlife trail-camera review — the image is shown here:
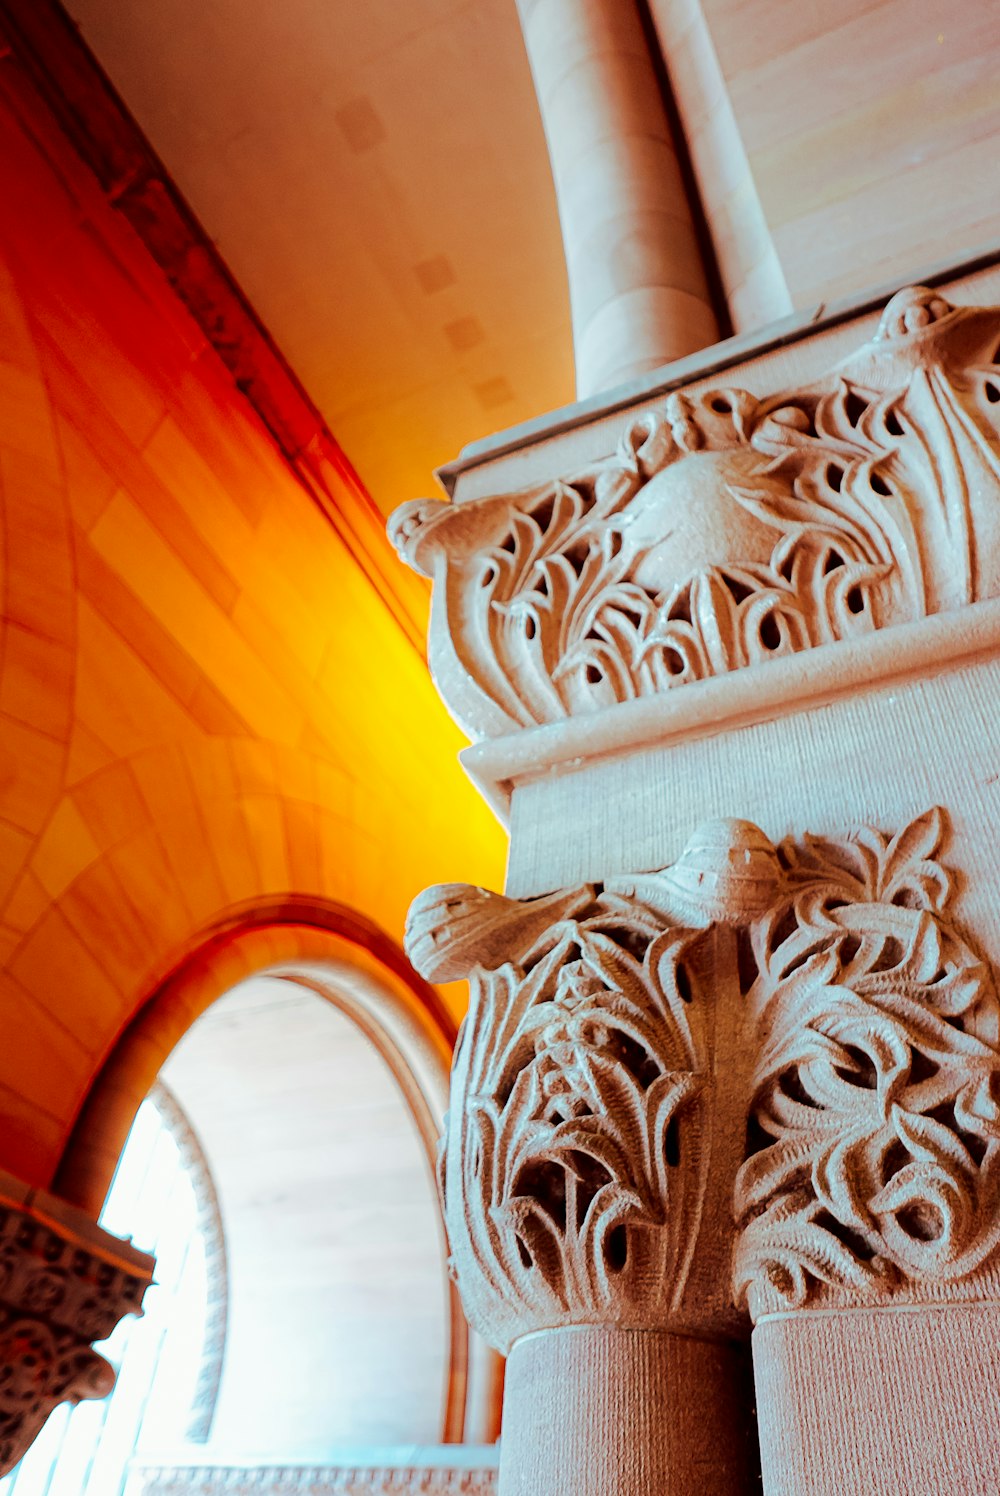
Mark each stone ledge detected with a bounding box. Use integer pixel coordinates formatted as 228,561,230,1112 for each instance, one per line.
126,1453,499,1496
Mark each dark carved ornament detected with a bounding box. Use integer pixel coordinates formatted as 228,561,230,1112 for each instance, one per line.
407,809,1000,1342
0,1179,153,1475
391,287,1000,738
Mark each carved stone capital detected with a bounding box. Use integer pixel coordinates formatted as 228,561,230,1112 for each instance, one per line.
409,808,1000,1348
0,1174,153,1474
389,286,1000,739
406,818,782,1352
735,807,1000,1322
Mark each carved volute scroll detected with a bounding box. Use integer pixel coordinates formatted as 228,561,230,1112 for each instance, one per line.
0,1180,153,1475
389,287,1000,739
405,819,783,1353
734,808,1000,1323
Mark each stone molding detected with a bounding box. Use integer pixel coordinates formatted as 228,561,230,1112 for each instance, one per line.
149,1083,228,1444
390,286,1000,740
406,809,1000,1346
128,1464,498,1494
0,1172,153,1475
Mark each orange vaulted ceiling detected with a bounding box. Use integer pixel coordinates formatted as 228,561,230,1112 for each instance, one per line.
0,44,507,1188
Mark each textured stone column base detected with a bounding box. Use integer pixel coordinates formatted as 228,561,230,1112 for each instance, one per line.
499,1327,755,1496
754,1304,1000,1496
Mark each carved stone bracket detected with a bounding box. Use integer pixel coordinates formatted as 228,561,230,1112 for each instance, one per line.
390,287,1000,739
0,1174,153,1475
407,808,1000,1348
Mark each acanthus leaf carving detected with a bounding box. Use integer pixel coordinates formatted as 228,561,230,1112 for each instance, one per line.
390,287,1000,738
734,807,1000,1321
406,819,782,1352
410,807,1000,1340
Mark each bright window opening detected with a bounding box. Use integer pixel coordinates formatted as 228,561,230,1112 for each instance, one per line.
0,1091,213,1496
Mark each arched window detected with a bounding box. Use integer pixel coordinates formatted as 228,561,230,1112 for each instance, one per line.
0,1089,221,1496
47,917,504,1482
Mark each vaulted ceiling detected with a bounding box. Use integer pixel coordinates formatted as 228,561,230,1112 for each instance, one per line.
67,0,575,516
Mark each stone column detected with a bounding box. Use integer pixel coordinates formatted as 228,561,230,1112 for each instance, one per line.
0,1170,153,1475
515,0,718,397
405,826,771,1495
392,277,1000,1494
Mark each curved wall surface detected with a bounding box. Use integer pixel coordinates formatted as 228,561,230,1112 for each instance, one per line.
0,53,504,1189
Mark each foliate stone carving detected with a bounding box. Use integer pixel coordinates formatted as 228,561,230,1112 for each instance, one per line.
406,819,783,1352
390,287,1000,738
734,808,1000,1321
0,1181,153,1475
410,807,1000,1340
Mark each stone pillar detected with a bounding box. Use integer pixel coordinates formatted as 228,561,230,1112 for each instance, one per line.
405,828,770,1494
0,1170,153,1475
392,276,1000,1494
515,0,718,397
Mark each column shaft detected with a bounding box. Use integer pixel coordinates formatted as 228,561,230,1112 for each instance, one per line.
516,0,718,396
500,1328,755,1496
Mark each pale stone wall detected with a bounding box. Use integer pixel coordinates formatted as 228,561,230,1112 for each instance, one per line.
649,0,1000,329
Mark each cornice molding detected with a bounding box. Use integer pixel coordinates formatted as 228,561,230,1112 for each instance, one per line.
436,246,1000,488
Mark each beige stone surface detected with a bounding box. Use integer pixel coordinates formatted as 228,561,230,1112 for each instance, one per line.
500,1328,754,1495
754,1304,1000,1495
649,0,1000,328
647,0,791,331
514,0,717,396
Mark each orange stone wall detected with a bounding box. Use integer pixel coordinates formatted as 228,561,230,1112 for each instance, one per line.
0,58,504,1192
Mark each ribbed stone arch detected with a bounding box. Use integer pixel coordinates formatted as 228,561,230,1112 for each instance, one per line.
53,906,502,1446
